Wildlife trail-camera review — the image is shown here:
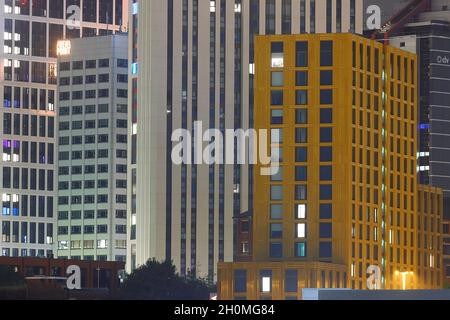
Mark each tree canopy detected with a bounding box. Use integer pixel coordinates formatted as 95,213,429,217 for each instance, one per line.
119,259,211,300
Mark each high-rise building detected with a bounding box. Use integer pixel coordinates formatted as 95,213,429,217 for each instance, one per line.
217,33,443,300
126,0,138,272
55,34,128,262
0,0,127,259
131,0,364,281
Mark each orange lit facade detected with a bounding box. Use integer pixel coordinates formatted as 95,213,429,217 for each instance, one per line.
218,33,443,300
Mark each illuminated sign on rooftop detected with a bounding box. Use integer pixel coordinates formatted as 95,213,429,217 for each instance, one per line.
57,40,71,56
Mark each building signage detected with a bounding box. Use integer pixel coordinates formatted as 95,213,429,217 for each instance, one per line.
436,55,450,65
57,40,71,56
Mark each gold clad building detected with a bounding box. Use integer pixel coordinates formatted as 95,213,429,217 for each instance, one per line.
218,33,443,300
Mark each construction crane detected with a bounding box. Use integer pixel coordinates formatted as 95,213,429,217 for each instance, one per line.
371,0,431,44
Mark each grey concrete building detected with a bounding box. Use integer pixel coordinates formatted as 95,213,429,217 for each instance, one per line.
0,0,127,259
56,34,128,262
131,0,364,281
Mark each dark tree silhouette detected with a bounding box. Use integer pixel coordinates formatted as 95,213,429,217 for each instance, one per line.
119,259,211,300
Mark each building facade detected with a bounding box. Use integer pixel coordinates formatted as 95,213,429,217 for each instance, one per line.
56,34,128,262
126,0,137,272
0,0,128,259
218,33,443,300
0,256,124,292
132,0,364,282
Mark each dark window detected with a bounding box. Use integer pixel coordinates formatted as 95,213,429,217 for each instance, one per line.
296,90,308,105
295,128,308,143
270,243,282,258
319,242,332,258
83,0,97,22
320,128,333,143
320,41,333,66
295,109,308,124
295,166,307,181
99,59,109,68
320,185,333,200
320,147,332,162
296,71,308,86
32,22,46,57
271,110,283,125
320,166,332,181
99,74,109,82
320,223,332,238
234,270,247,293
86,60,96,69
320,90,333,105
72,76,83,85
72,61,83,70
285,270,298,293
271,90,283,105
320,109,333,124
117,59,128,68
320,204,332,219
295,185,307,200
86,75,96,84
320,70,333,86
295,147,307,162
296,41,308,67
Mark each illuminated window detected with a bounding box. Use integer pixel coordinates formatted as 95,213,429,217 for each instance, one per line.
270,204,283,220
58,241,68,250
271,71,284,86
271,42,284,68
260,270,272,293
296,204,306,219
271,186,283,201
295,243,306,257
97,239,108,249
296,223,306,238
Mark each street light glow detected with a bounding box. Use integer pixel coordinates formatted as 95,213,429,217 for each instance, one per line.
396,271,414,291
